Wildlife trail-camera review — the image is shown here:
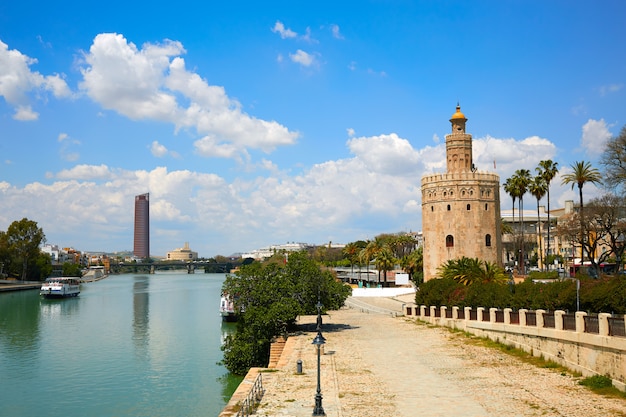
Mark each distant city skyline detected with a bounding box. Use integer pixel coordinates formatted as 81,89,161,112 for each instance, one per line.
0,2,624,257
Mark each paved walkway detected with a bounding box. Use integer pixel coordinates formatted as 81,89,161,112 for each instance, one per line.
250,295,626,417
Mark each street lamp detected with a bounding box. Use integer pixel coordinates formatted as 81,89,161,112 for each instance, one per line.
312,297,326,416
312,330,326,416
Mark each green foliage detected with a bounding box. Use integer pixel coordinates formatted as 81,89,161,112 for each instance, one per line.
511,278,576,311
62,262,83,277
464,281,513,309
579,375,613,389
415,278,465,307
582,275,626,314
1,219,50,280
221,252,351,375
437,257,508,285
417,273,626,314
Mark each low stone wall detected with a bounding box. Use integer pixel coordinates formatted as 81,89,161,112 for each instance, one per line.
405,304,626,391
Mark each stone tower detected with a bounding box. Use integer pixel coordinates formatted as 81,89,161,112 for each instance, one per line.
421,105,502,281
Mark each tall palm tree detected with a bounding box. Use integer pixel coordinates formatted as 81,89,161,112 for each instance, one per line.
375,245,395,287
342,242,359,275
529,175,548,270
536,160,559,267
503,177,518,267
513,169,532,274
561,161,602,263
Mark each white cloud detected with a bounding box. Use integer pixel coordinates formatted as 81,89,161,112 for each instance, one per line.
0,40,71,120
0,132,566,256
289,49,316,67
13,105,38,121
330,24,344,39
581,118,611,156
347,128,355,137
347,133,423,176
57,133,81,161
271,21,297,39
150,141,169,157
79,33,298,159
598,83,623,96
56,164,112,180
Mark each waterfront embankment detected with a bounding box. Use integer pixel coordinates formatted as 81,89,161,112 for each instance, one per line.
0,279,41,292
222,294,626,417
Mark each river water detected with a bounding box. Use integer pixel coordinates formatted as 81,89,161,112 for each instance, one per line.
0,272,241,417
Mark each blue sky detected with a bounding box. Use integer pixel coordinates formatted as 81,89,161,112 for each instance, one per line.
1,1,624,257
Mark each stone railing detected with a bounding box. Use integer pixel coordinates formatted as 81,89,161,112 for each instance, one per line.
405,304,626,390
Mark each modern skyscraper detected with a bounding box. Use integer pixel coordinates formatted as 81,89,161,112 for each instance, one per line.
133,193,150,259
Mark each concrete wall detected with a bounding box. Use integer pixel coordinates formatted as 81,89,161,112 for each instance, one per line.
405,304,626,391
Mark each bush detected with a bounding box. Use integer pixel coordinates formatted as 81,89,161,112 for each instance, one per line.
415,278,465,307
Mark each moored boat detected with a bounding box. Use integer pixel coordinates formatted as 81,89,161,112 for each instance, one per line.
40,277,81,298
219,294,238,322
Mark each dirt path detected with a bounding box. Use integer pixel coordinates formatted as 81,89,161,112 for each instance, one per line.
253,303,626,417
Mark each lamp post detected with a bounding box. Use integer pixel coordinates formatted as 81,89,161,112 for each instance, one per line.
312,298,326,416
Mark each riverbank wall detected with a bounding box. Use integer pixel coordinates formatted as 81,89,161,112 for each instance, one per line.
407,304,626,391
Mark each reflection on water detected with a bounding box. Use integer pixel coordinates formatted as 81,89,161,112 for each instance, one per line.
0,273,242,417
133,275,150,356
0,290,41,356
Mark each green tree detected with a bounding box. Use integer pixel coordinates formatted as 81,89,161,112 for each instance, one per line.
220,252,350,374
528,175,548,270
400,246,423,285
6,218,46,280
62,262,83,277
561,161,602,263
536,160,559,265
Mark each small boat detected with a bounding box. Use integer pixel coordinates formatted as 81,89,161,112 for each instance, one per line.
219,294,238,322
40,277,81,298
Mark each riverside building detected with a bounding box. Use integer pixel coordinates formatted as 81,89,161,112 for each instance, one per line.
421,105,503,281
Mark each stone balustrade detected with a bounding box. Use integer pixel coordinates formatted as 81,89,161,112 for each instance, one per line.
405,304,626,391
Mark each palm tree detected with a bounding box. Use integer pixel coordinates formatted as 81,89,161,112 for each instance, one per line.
503,177,519,268
437,257,508,285
536,160,559,267
342,242,359,275
400,247,423,285
528,175,548,270
512,169,532,274
561,161,602,263
375,245,395,287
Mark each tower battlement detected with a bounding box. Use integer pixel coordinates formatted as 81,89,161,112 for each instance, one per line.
421,171,500,185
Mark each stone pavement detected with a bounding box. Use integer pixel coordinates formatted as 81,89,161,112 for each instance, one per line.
231,295,626,417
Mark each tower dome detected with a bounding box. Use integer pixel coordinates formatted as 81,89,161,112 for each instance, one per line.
450,104,467,121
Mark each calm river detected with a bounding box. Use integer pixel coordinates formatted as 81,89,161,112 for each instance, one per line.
0,272,242,417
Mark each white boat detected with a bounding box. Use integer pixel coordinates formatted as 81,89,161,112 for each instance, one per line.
40,277,81,298
219,294,238,322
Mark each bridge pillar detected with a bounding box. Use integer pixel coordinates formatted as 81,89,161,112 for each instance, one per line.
150,265,155,274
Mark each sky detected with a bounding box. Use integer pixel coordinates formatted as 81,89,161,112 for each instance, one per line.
1,1,625,258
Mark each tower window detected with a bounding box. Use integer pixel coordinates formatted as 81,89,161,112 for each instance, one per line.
431,206,434,212
486,234,492,247
466,204,471,210
447,204,451,211
446,235,454,248
485,203,488,210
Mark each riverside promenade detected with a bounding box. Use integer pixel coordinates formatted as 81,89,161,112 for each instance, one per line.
223,293,626,417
